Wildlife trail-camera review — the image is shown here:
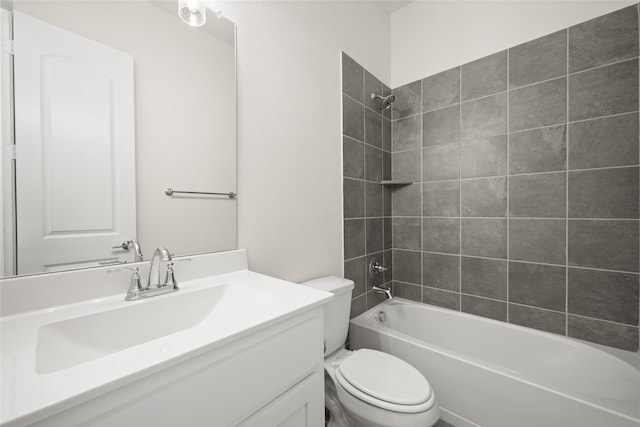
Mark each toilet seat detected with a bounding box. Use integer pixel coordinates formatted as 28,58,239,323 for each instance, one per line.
335,349,435,414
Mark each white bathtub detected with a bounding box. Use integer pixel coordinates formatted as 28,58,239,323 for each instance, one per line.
349,298,640,427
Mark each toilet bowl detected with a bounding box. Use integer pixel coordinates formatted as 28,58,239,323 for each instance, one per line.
325,348,440,427
300,276,440,427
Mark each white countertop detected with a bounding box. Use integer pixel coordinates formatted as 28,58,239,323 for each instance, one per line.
0,253,332,426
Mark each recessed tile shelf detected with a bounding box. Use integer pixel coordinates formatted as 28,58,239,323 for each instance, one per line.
381,180,413,187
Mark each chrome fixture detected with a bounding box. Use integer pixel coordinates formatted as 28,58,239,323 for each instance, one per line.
164,187,237,199
371,93,395,111
112,240,143,261
369,257,389,278
147,247,176,289
109,247,179,301
178,0,206,27
372,285,393,300
374,311,386,323
108,266,144,301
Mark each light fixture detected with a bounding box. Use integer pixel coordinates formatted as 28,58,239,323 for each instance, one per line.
178,0,206,27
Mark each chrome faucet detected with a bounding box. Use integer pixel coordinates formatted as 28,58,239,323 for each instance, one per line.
109,247,180,301
129,240,144,262
112,240,144,262
369,257,393,299
372,285,393,300
147,247,173,289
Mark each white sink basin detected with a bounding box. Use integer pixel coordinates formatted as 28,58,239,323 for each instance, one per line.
36,284,275,374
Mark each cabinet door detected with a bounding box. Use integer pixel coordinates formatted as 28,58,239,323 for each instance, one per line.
239,371,324,427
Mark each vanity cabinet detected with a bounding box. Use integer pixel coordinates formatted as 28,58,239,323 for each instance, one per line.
25,309,325,427
1,250,331,427
239,371,323,426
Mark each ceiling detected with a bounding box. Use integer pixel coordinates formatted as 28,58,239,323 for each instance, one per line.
150,0,236,46
377,0,412,13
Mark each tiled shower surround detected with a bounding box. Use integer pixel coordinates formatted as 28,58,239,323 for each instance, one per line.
342,53,393,314
343,5,640,351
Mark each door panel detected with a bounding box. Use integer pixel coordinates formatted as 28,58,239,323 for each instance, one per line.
14,11,136,274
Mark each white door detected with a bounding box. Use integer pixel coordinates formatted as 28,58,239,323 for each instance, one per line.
14,12,136,274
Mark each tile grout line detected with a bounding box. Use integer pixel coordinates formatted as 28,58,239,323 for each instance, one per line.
361,62,368,303
420,78,425,305
506,48,511,324
568,54,639,77
402,279,640,329
385,248,640,275
340,56,345,282
568,312,640,329
342,94,394,154
343,58,362,311
392,114,640,154
424,216,639,221
566,27,570,337
363,68,372,308
345,163,640,194
375,74,384,299
399,163,640,184
345,134,392,155
459,66,463,312
390,86,395,297
565,110,640,126
396,56,638,118
395,269,639,322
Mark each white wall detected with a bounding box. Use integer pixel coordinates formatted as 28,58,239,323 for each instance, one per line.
219,1,391,282
391,0,636,87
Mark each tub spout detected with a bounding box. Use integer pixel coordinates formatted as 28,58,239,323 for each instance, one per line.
372,285,393,300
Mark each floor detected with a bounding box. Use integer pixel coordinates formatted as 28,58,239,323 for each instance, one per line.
434,419,456,427
324,416,456,426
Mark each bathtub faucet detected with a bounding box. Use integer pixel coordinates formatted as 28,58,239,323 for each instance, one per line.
372,285,393,300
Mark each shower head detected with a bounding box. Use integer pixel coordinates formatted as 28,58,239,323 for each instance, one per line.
371,93,395,111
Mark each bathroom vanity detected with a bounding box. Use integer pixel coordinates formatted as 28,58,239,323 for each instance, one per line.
0,250,331,426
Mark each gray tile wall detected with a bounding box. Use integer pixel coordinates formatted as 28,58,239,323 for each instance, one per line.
342,52,393,318
388,5,640,351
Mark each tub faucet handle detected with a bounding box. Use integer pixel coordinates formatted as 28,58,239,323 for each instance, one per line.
369,257,390,277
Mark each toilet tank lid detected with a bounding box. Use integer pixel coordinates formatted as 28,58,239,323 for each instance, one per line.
300,276,354,295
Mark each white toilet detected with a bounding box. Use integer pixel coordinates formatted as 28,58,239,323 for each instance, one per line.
301,276,440,427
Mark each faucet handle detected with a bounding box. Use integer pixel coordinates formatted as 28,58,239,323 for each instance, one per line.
164,262,179,290
108,267,144,301
125,268,144,301
125,267,144,300
369,257,390,277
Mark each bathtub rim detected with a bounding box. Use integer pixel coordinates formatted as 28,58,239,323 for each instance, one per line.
349,297,640,423
352,298,639,368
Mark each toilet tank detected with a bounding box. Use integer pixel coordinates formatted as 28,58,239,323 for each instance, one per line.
300,276,354,355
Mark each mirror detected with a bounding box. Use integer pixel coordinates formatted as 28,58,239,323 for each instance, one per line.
0,0,237,277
